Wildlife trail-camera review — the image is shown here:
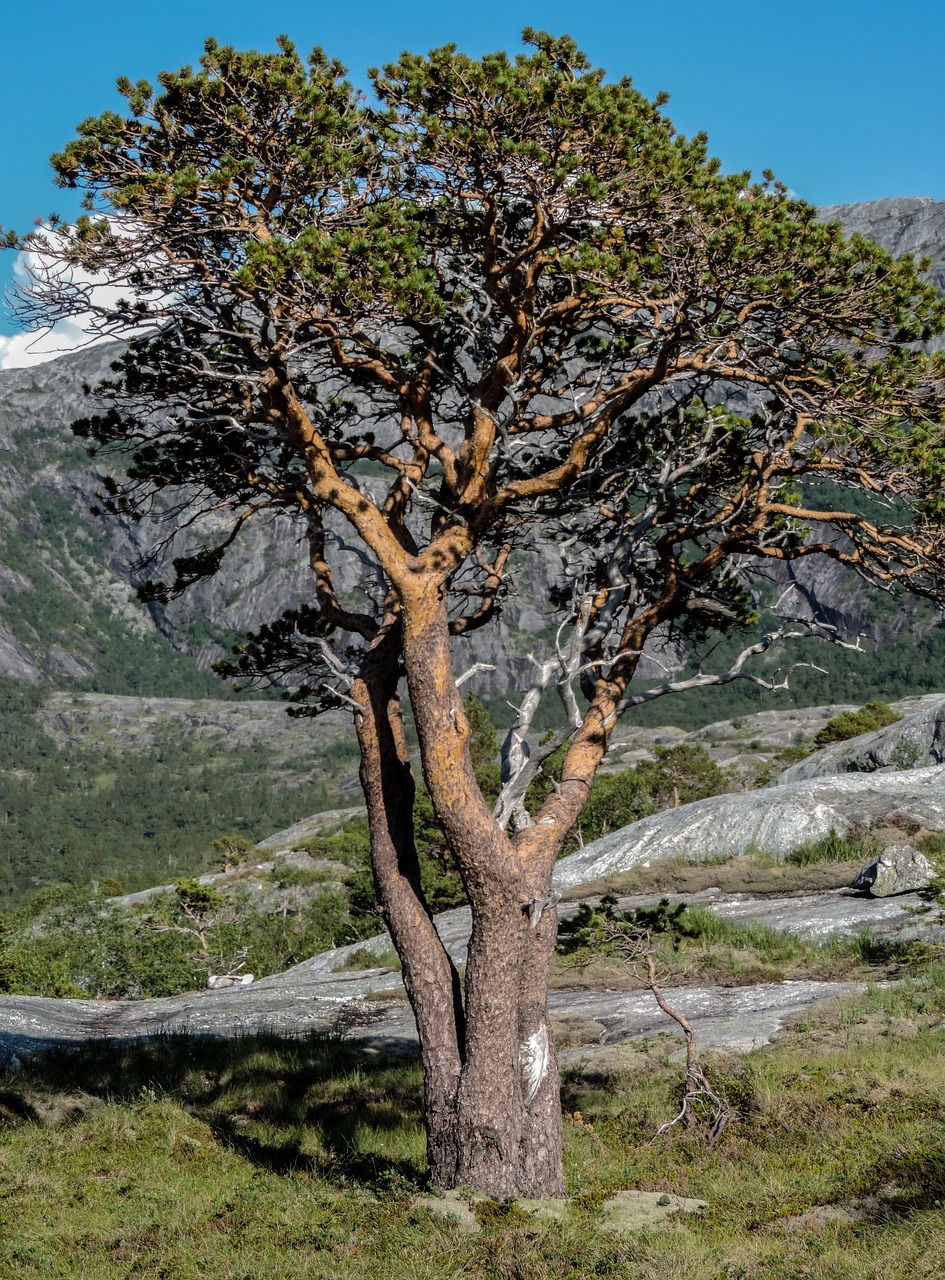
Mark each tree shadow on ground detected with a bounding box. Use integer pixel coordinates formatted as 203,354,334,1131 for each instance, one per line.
0,1029,428,1189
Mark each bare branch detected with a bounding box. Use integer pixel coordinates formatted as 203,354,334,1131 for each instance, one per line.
605,620,863,727
603,922,731,1145
495,599,591,830
456,661,497,688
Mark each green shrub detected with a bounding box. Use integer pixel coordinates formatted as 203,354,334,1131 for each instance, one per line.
273,864,336,889
340,945,401,971
813,701,902,747
576,770,653,840
559,893,798,964
207,833,253,871
533,743,733,849
96,877,126,898
0,871,369,1000
294,820,372,865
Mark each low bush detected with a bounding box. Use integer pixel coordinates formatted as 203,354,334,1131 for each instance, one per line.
813,700,902,747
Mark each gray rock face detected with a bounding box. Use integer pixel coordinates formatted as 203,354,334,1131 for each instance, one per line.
0,967,866,1067
706,885,929,939
819,198,945,314
754,545,933,648
553,765,945,889
851,844,935,897
4,846,937,1065
0,349,594,698
40,690,351,756
3,797,943,1065
777,698,945,783
551,980,865,1057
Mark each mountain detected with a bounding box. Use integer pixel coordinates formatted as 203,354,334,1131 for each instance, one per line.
0,197,944,897
0,344,308,693
818,198,945,313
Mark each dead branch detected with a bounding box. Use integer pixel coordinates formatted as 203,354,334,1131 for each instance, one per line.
495,600,590,830
605,617,863,727
604,922,732,1145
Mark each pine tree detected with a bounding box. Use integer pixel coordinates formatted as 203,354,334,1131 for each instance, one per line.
9,30,945,1196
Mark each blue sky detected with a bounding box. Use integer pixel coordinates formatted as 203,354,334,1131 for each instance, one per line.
2,0,943,338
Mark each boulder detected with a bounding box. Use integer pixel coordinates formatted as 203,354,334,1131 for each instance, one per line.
775,698,945,784
253,806,365,853
851,845,935,897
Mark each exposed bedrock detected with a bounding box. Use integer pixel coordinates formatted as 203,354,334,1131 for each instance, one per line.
2,761,944,1065
553,765,945,889
776,697,945,783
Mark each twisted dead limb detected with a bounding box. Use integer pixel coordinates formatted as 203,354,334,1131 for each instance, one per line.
605,922,732,1145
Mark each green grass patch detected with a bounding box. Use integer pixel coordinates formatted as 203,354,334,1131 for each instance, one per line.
784,829,880,867
1,973,945,1277
339,946,402,972
555,894,944,989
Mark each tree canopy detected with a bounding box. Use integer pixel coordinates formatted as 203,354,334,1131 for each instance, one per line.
9,29,945,1197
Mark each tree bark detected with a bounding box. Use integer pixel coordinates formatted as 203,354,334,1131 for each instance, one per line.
450,886,563,1197
396,574,565,1197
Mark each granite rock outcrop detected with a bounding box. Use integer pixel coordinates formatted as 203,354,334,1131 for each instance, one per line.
776,697,945,783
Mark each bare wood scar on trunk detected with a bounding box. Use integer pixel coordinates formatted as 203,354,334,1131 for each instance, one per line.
520,1024,550,1106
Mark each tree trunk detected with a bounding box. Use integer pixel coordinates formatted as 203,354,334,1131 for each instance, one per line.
393,576,566,1198
452,885,563,1196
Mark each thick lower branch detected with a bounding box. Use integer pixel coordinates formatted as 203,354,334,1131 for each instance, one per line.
400,572,521,898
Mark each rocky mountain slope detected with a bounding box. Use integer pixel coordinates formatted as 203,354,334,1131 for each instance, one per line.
818,197,945,317
1,199,944,704
0,684,361,899
0,344,313,692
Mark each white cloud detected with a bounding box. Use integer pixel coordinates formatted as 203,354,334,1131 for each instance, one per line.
0,317,111,371
0,230,153,371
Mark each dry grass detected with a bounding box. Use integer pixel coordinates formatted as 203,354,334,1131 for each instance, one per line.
560,854,858,904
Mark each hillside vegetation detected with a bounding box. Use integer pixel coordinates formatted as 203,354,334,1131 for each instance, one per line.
0,681,360,901
4,693,940,1003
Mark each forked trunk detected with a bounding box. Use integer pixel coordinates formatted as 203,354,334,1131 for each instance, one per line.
352,588,568,1196
406,876,563,1197
396,577,565,1198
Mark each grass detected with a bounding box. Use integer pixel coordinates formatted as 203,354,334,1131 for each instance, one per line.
339,946,402,971
561,851,860,905
552,918,941,991
554,869,945,991
784,830,881,868
1,967,945,1278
